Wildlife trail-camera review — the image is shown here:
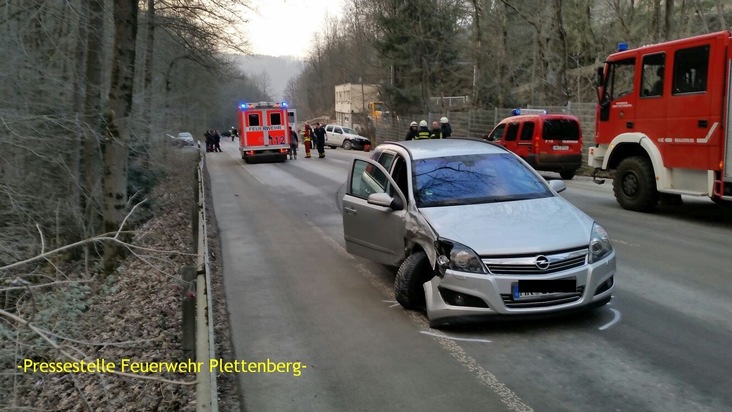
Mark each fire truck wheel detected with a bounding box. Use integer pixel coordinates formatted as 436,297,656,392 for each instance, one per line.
613,156,659,212
712,197,732,207
342,140,353,150
394,251,432,310
559,169,576,180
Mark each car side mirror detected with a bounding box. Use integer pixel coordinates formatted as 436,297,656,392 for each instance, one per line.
549,179,567,193
367,192,403,211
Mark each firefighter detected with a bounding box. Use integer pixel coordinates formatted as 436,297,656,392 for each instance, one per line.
440,117,452,138
416,120,431,140
405,121,419,141
303,123,313,158
231,126,238,142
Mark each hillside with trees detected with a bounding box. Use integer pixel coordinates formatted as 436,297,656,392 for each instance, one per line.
286,0,732,121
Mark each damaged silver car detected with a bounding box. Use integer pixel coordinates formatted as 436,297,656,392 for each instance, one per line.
342,139,615,328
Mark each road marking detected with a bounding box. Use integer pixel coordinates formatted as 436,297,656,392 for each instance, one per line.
420,331,492,343
611,238,637,247
389,303,400,308
303,221,533,412
599,308,622,331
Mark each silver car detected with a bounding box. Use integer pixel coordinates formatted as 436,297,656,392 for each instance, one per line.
342,139,615,328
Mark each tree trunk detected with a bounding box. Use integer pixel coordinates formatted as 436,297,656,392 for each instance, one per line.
103,0,139,272
664,0,674,40
141,0,155,169
83,0,105,239
553,0,569,104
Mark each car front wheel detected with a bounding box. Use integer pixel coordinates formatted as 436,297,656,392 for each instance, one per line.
342,140,353,150
394,251,433,310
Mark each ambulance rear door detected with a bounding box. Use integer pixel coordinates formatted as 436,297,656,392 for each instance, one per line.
242,109,265,148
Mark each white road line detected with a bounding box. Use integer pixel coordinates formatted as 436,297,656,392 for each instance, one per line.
599,308,622,331
611,238,637,247
420,331,492,343
388,303,400,308
382,300,397,303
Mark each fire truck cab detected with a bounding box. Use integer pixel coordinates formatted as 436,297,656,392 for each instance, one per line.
237,101,291,163
590,30,732,211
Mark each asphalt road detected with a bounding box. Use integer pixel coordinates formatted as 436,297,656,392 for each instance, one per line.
206,139,732,412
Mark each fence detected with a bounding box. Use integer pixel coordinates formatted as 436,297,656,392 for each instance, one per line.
372,101,597,162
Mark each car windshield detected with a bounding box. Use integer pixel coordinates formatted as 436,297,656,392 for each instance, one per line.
342,127,356,134
413,153,552,207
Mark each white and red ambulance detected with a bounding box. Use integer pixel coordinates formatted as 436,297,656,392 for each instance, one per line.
237,101,291,163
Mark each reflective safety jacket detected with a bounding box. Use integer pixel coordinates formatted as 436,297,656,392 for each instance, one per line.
416,127,431,140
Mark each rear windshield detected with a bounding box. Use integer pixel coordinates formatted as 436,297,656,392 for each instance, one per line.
413,153,552,207
542,119,580,141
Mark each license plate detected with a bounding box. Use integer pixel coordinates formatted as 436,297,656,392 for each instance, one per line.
552,145,569,151
512,279,575,300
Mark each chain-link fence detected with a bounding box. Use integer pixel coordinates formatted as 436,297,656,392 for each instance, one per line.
371,101,597,162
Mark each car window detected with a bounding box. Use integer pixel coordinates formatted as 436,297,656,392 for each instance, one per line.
543,119,580,141
413,153,552,207
377,152,396,171
269,112,282,125
489,124,505,141
504,123,519,141
390,155,409,199
248,114,260,127
519,122,535,141
335,127,343,134
348,160,390,199
326,125,333,132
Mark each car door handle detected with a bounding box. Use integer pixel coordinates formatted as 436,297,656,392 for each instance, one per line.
344,206,357,215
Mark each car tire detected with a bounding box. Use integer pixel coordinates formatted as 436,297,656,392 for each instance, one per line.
613,156,658,212
394,251,433,310
342,140,353,150
329,145,338,149
559,169,576,180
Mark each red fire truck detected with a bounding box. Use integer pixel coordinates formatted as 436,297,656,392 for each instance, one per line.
589,30,732,211
237,101,291,163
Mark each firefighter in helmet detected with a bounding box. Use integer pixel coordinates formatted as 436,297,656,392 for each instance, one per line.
416,120,431,140
405,121,419,141
303,123,313,158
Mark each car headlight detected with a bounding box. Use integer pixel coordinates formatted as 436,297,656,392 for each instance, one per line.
589,222,613,263
435,239,486,275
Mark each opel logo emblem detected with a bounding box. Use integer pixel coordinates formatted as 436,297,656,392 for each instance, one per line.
534,255,550,270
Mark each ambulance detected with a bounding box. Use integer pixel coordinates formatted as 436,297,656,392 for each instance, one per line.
237,101,291,163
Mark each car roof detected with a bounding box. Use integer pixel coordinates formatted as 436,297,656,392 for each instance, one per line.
382,138,508,160
498,114,580,123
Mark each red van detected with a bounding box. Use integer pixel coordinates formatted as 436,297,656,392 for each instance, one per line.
487,110,583,179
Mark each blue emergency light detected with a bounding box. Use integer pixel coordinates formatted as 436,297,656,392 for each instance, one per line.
281,101,288,108
239,103,248,110
617,42,629,52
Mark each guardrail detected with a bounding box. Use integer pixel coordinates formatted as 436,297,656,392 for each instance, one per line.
190,145,218,411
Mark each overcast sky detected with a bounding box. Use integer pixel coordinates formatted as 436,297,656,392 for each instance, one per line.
243,0,346,58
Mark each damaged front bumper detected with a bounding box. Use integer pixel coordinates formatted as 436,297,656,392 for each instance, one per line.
423,252,616,327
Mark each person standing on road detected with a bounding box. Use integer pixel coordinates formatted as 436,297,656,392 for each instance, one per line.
405,121,419,141
440,117,452,138
231,126,238,142
303,124,313,158
288,126,299,160
213,129,222,152
314,122,326,158
416,120,431,140
430,121,442,139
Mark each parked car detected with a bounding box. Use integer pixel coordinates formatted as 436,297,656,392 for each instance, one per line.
169,132,196,148
324,124,371,150
341,138,615,328
486,111,583,179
